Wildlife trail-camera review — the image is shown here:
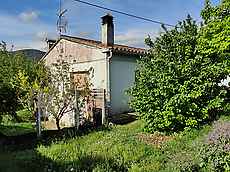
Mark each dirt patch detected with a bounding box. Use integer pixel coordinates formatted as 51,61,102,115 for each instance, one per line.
137,133,174,147
43,120,58,130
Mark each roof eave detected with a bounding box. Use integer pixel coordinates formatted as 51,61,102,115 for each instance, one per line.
112,50,146,57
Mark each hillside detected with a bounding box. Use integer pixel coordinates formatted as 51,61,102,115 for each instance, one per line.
14,49,45,61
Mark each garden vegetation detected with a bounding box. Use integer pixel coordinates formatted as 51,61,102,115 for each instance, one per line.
129,0,230,132
0,0,229,171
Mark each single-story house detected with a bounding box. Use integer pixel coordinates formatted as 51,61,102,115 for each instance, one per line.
42,14,146,127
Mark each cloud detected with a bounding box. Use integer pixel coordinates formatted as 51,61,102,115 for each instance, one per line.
19,11,39,23
116,28,160,48
0,12,57,51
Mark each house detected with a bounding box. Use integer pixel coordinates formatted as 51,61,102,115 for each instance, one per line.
42,14,146,127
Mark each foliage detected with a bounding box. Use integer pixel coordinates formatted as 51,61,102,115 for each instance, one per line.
129,16,200,132
35,121,165,172
0,110,32,124
0,42,49,122
199,121,230,171
13,65,50,114
128,0,230,133
44,60,94,130
0,42,30,121
0,122,35,136
198,0,230,87
2,117,230,172
45,61,75,130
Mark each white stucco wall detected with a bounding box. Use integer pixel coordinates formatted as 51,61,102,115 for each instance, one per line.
109,55,138,115
44,39,105,66
70,60,107,89
43,39,107,127
43,39,108,89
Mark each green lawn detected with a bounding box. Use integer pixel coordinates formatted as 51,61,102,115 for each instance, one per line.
0,116,229,172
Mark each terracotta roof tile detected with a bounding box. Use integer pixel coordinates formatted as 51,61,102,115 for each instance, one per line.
61,35,147,55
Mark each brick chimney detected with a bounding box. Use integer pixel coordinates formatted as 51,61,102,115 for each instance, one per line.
101,13,114,46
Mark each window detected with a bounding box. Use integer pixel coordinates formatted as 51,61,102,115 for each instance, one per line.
71,71,90,90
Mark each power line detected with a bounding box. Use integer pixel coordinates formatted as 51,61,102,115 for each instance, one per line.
72,0,176,27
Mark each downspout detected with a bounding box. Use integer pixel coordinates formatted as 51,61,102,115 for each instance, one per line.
103,49,113,116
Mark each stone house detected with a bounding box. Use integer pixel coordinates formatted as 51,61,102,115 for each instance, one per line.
42,14,146,127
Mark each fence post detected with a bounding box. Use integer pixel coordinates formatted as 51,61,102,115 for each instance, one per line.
74,86,80,129
38,95,42,137
102,89,107,125
34,94,41,138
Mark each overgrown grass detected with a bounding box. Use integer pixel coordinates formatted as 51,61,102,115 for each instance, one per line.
0,122,35,136
1,109,33,124
36,115,230,171
0,116,229,172
0,109,35,136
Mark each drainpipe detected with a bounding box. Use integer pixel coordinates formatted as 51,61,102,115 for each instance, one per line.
102,49,112,124
106,49,112,100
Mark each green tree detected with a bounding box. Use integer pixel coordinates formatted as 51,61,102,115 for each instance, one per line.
14,63,50,118
0,42,29,122
198,0,230,116
129,16,200,132
129,0,230,132
0,42,49,122
199,0,230,68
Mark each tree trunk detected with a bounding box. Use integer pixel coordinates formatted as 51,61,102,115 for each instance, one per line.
56,118,61,131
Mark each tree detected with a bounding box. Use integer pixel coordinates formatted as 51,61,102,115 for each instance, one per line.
13,62,50,113
45,60,95,130
0,42,29,122
198,0,230,115
199,0,230,67
129,16,200,132
129,1,229,132
0,41,49,122
13,63,50,125
46,61,75,130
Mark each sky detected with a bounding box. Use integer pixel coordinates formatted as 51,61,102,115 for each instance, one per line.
0,0,220,51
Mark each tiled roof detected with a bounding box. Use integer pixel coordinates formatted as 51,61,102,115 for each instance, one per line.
61,35,147,55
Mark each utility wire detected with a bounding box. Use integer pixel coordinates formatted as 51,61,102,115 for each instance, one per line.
72,0,176,27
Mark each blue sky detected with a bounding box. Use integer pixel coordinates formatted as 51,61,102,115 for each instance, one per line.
0,0,219,50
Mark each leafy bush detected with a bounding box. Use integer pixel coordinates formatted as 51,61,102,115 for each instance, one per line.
200,121,230,171
14,109,32,122
128,0,230,133
0,42,49,122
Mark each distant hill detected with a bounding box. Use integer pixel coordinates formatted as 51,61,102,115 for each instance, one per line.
14,49,45,61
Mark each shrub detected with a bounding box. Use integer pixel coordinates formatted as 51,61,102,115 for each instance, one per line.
128,0,230,133
200,121,230,171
